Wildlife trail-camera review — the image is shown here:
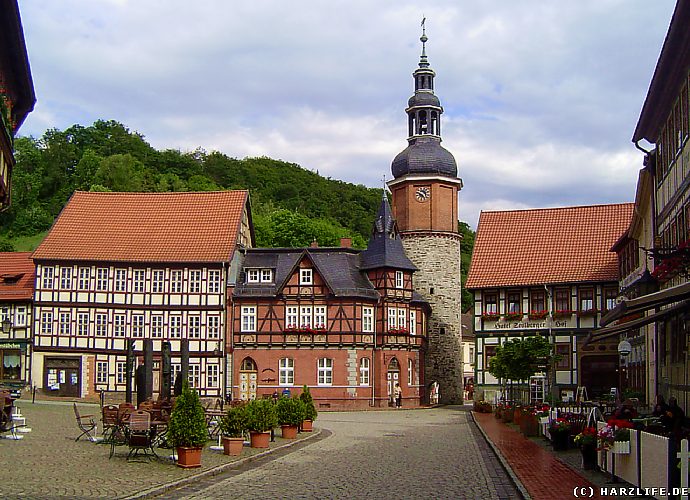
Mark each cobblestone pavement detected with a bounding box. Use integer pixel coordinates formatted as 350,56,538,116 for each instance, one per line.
161,406,521,499
0,400,314,499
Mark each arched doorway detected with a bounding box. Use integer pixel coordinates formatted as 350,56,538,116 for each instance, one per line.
387,358,400,406
239,357,258,401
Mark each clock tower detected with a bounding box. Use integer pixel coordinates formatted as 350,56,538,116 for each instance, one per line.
388,26,464,404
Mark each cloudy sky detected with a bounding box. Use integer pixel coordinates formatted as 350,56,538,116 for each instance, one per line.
17,0,676,228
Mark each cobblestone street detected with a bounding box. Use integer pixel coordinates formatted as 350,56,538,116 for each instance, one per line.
0,402,519,499
163,406,519,499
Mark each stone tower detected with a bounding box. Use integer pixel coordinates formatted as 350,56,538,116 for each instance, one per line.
387,26,464,404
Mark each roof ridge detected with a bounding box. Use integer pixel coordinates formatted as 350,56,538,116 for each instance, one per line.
479,202,634,216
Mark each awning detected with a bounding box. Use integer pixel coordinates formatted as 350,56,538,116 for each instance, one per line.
600,281,690,327
585,300,689,345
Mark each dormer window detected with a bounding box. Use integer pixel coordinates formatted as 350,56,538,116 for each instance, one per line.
300,268,313,285
395,271,404,289
260,269,273,283
247,269,260,283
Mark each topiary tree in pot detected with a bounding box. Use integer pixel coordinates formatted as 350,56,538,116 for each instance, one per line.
276,396,305,439
167,379,208,468
219,404,249,456
246,398,278,448
299,385,318,432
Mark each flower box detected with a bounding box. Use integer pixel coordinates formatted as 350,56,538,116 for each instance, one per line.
612,440,630,454
387,328,409,335
539,416,550,425
552,310,573,318
482,313,500,321
503,312,523,321
528,311,548,320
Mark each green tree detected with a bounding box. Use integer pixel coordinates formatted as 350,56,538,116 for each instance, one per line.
94,153,145,191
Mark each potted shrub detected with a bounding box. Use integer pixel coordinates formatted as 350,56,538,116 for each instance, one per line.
574,427,598,470
167,379,208,468
219,404,248,456
276,396,305,439
246,398,277,448
299,385,317,432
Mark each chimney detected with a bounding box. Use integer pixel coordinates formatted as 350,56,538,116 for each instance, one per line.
310,239,319,248
340,237,352,248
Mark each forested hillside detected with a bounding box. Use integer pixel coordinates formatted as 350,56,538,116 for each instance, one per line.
0,120,474,309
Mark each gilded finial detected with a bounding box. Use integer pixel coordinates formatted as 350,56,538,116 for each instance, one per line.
419,17,429,67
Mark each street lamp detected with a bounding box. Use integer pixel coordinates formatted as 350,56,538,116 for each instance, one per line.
1,318,12,335
617,339,632,402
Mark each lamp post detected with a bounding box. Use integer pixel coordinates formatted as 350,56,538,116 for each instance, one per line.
617,339,632,402
1,318,12,335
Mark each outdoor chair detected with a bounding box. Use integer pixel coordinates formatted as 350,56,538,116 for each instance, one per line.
73,403,98,442
127,410,157,460
102,405,126,458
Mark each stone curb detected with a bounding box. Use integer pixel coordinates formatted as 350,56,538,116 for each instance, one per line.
123,428,323,499
470,411,531,500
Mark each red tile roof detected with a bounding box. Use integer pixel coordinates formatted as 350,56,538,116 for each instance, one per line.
466,203,634,289
0,252,35,301
32,191,250,263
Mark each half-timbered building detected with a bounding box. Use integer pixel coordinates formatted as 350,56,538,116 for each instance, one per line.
0,1,35,211
467,204,633,404
230,194,430,409
0,252,34,396
31,191,253,399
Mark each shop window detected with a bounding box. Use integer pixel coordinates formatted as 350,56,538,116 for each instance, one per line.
0,350,21,380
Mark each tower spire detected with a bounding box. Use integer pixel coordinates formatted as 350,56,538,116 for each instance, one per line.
419,17,429,68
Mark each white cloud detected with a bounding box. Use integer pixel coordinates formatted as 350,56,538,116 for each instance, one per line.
17,0,677,229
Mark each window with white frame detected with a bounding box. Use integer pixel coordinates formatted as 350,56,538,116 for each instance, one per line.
60,267,72,290
388,308,397,329
314,306,326,329
15,307,26,327
208,269,221,293
96,361,108,384
96,313,107,337
0,307,8,325
247,269,260,283
299,306,312,328
362,306,374,333
114,269,127,292
260,269,273,283
207,364,219,388
42,266,54,289
241,307,256,332
395,270,404,289
78,267,90,290
360,357,370,386
171,270,183,293
59,312,71,335
409,310,417,335
116,362,127,384
286,306,298,329
151,315,163,338
190,270,201,293
317,358,332,385
96,268,109,291
41,311,53,334
170,316,182,338
132,314,144,337
397,309,407,330
77,312,89,336
188,315,201,339
300,268,313,285
408,359,414,385
133,270,145,293
279,358,294,386
189,365,200,388
152,270,165,293
579,288,594,312
207,316,220,339
114,314,126,337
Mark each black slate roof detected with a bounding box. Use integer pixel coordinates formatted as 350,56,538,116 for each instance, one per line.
391,135,457,179
360,195,417,271
233,247,380,300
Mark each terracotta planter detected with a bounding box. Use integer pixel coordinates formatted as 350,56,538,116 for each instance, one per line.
520,415,539,437
250,431,271,449
502,410,513,423
494,408,502,419
302,419,313,432
176,446,203,468
222,436,244,456
513,408,522,425
281,424,298,439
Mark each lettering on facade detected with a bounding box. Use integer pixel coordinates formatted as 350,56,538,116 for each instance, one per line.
491,319,569,330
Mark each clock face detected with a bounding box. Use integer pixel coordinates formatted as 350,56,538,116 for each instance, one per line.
415,186,431,202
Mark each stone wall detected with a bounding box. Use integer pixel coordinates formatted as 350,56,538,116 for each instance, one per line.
402,232,463,404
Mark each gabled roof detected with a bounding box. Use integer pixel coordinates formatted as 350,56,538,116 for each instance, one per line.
32,191,251,264
360,194,417,271
233,247,380,300
0,252,35,301
466,203,634,289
